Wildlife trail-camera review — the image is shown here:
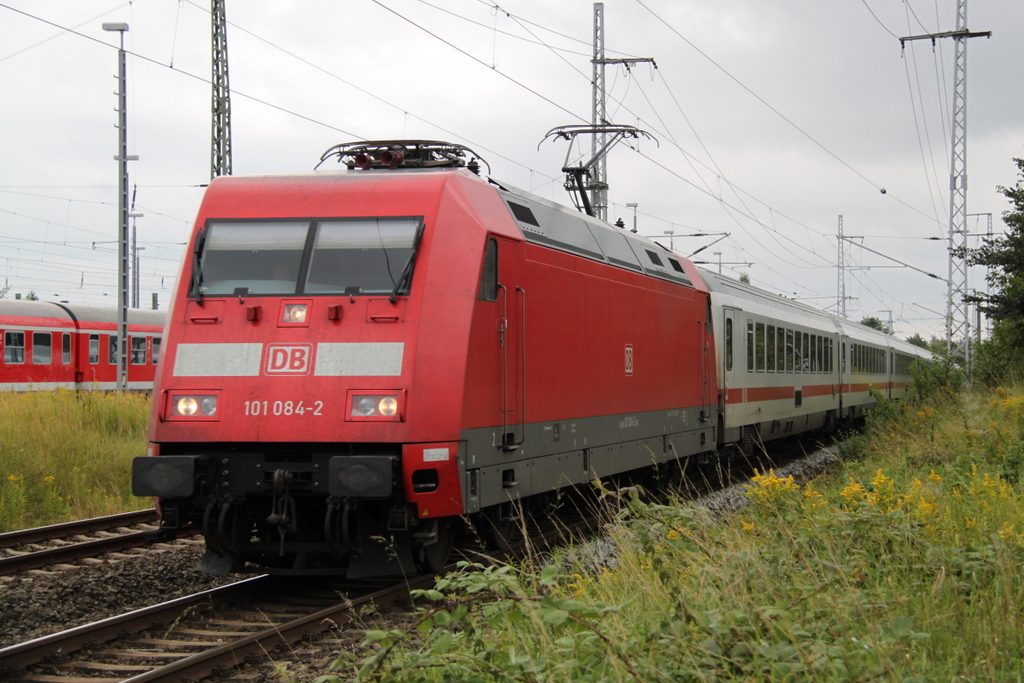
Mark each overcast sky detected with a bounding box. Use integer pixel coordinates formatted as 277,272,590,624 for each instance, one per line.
1,0,1021,340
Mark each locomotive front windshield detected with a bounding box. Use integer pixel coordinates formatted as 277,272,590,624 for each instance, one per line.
194,217,422,297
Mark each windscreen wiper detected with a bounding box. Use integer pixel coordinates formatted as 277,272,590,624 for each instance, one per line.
191,230,207,305
389,222,426,304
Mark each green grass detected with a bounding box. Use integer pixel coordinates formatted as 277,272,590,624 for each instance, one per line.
319,384,1024,682
0,390,151,532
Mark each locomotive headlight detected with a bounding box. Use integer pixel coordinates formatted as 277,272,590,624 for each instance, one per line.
378,396,398,416
200,396,218,416
168,393,220,420
349,393,401,420
355,397,376,416
176,396,199,416
282,304,308,324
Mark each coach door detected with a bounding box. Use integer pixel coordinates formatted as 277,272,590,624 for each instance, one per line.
495,237,524,450
722,308,738,400
838,335,849,416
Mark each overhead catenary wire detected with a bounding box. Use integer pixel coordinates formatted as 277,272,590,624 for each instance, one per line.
0,1,957,330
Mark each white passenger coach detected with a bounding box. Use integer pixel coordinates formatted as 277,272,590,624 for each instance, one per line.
699,269,931,453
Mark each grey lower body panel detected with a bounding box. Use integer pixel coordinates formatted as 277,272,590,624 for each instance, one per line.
460,405,716,512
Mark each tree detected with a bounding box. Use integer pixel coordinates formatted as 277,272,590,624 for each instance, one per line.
859,316,891,334
24,290,38,301
906,333,929,350
739,272,750,284
958,155,1024,348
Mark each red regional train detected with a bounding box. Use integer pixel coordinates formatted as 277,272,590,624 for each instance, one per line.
133,141,930,577
0,300,166,391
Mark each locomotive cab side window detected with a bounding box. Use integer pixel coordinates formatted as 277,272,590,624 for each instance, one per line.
4,331,24,364
32,332,51,365
479,238,498,302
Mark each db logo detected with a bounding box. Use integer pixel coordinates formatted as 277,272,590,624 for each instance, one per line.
624,344,634,376
264,344,312,375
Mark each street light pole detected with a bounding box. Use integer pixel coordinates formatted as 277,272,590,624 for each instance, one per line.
103,22,134,391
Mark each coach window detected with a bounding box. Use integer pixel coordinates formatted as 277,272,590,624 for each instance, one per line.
108,335,118,365
785,329,794,372
61,333,71,365
131,336,147,365
755,322,765,372
794,331,802,373
89,335,100,365
152,338,161,365
766,325,776,372
747,321,754,372
32,332,51,365
776,327,785,372
479,238,498,301
817,336,825,374
4,331,25,364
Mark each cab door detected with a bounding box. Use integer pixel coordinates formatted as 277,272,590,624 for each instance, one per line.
495,236,524,450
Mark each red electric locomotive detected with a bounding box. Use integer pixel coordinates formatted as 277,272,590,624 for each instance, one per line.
0,300,165,391
133,141,717,576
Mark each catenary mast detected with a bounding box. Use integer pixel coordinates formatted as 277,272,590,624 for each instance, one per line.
211,0,232,179
900,0,989,357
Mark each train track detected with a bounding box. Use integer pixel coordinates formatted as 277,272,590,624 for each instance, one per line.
0,512,597,682
0,440,828,682
0,509,198,577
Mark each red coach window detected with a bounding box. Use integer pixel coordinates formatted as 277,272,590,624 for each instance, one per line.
32,332,52,365
61,333,71,365
131,336,147,365
4,332,24,364
88,334,100,365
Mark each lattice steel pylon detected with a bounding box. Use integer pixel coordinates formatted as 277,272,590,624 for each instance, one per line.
590,3,608,221
900,0,989,357
211,0,232,179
